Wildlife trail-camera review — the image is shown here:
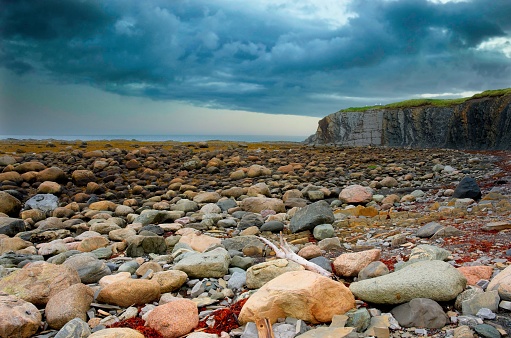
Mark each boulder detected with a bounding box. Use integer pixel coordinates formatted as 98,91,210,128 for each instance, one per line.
0,191,21,217
416,222,444,238
0,171,22,184
174,247,230,278
24,193,59,213
37,167,67,183
151,270,188,293
240,197,286,213
72,170,96,186
0,236,33,254
45,283,94,329
333,249,381,277
0,261,81,306
0,155,16,166
339,185,373,204
452,176,481,200
247,182,271,197
54,317,91,338
125,235,167,257
391,298,448,329
350,260,467,304
62,253,111,284
313,224,335,240
145,299,199,338
289,200,334,233
488,264,511,300
96,279,161,307
0,217,26,237
0,293,42,338
193,192,221,204
247,164,271,178
178,233,222,252
358,261,390,281
461,290,500,316
239,270,355,324
14,161,46,173
88,328,144,338
457,266,493,285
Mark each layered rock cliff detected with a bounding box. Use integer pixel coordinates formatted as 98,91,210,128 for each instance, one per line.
305,93,511,149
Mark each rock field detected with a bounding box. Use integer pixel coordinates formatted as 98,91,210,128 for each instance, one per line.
0,139,511,338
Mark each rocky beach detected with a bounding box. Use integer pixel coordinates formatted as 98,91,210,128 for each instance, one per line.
1,138,511,338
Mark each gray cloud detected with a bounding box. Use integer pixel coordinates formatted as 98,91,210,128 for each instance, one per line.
1,0,510,117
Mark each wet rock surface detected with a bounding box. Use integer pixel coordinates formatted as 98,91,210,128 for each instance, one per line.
0,140,511,337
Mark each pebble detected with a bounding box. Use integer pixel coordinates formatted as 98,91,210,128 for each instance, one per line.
0,141,509,337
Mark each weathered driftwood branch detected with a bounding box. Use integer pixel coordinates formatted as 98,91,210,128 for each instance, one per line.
257,234,333,278
255,318,275,338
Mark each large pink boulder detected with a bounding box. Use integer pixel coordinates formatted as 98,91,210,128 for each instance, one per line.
145,299,199,338
239,270,355,324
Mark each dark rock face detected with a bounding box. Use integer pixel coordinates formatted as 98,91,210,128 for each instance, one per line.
306,94,511,149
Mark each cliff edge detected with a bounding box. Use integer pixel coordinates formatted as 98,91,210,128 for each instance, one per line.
305,90,511,150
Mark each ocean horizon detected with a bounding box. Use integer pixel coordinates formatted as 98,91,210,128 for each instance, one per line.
0,134,308,143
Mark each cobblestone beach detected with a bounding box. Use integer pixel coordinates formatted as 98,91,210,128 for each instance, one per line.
0,139,510,338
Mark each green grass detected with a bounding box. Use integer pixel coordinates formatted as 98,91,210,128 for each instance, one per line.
340,88,511,112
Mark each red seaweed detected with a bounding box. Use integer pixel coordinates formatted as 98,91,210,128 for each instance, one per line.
196,298,249,334
108,317,163,338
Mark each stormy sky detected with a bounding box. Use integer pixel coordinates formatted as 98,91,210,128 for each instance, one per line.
1,0,510,138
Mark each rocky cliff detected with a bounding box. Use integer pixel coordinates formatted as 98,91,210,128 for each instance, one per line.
305,93,511,149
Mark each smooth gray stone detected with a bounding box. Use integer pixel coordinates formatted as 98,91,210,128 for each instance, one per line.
25,193,59,213
309,256,333,273
462,290,499,316
313,223,335,240
230,255,255,270
358,261,389,281
0,252,43,268
55,318,91,338
174,247,231,278
260,221,285,233
350,260,467,304
238,213,264,230
391,298,448,329
217,198,237,212
289,200,334,233
125,235,167,257
47,250,81,265
117,260,140,274
346,308,371,332
416,222,444,238
222,235,264,252
62,253,111,284
227,270,247,290
0,217,26,237
474,324,501,338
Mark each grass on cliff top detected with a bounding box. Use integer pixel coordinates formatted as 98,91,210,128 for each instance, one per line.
341,87,511,112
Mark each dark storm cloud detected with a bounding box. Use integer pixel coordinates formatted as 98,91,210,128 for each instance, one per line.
1,0,510,116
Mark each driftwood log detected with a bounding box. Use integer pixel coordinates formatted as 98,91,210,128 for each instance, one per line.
257,233,333,278
255,318,275,338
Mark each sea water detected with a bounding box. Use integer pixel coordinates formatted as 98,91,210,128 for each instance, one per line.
0,134,307,143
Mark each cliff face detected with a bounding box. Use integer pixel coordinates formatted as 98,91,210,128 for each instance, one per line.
306,94,511,149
